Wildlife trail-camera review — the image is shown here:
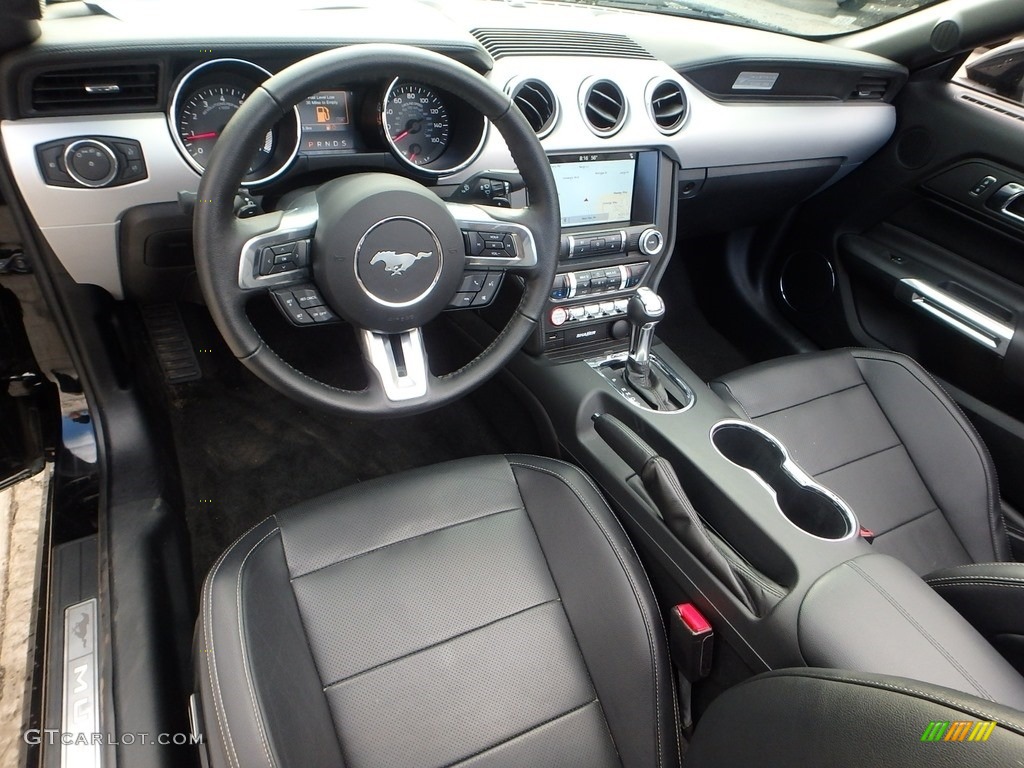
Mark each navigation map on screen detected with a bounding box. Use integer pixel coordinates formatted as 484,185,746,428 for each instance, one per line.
552,154,636,228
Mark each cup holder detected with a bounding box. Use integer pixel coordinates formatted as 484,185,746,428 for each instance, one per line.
710,420,857,541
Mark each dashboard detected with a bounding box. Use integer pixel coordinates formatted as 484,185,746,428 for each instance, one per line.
0,0,906,357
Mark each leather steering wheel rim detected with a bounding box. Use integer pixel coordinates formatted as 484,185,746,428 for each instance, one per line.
193,44,559,417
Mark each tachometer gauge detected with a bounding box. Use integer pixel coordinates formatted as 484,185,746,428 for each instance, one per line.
168,58,300,186
176,85,274,176
382,80,451,168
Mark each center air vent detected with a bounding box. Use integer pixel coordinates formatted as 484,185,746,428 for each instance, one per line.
850,75,890,100
647,80,687,134
31,63,160,113
581,79,626,137
510,79,558,138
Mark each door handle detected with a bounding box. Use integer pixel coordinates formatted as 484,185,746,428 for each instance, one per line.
988,182,1024,225
898,278,1015,355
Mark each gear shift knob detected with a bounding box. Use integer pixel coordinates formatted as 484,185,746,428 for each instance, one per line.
627,287,665,377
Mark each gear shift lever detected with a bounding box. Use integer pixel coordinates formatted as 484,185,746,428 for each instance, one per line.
623,288,677,410
626,287,665,380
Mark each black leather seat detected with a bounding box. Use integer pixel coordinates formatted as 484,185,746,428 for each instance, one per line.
195,450,1024,767
712,348,1024,669
195,455,679,768
711,348,1008,575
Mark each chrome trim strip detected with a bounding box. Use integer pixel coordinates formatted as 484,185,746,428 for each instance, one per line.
61,597,100,768
586,351,696,414
900,278,1014,354
709,419,859,543
360,327,429,401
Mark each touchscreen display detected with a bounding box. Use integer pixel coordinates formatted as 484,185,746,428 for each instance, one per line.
297,91,359,154
551,152,636,228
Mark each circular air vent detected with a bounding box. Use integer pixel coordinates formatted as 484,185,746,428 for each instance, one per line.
509,79,558,138
580,78,626,136
647,79,687,134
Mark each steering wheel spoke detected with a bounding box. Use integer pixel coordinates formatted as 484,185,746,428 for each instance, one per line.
236,204,318,291
448,202,541,274
359,327,431,402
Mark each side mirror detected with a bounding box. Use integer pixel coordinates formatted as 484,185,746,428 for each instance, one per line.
966,41,1024,100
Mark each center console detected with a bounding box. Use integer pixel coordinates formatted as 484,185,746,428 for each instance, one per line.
530,150,676,356
513,276,1024,708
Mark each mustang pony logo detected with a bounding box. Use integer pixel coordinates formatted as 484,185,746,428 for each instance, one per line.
72,611,90,649
369,250,432,276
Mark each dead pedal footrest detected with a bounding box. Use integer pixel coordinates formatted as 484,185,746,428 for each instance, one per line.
141,304,202,384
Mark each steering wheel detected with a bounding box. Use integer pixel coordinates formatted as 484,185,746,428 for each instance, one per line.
193,44,559,417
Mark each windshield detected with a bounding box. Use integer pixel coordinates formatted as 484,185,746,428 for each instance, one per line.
546,0,942,38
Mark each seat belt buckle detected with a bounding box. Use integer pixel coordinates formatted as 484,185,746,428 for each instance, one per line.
859,526,875,543
668,603,714,682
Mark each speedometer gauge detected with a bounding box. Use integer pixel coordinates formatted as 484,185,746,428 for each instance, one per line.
382,80,451,168
176,85,274,176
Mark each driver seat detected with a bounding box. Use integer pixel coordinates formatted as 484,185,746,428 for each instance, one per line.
194,455,679,768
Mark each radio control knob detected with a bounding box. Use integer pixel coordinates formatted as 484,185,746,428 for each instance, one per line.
638,228,664,257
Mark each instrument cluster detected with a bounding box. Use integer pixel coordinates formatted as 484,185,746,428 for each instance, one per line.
167,58,487,185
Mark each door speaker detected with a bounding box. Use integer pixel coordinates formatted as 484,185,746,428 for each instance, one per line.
779,251,835,313
896,127,934,169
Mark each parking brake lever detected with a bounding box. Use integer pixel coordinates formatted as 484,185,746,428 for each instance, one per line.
593,412,769,615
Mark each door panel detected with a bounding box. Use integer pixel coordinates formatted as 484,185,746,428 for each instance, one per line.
765,74,1024,512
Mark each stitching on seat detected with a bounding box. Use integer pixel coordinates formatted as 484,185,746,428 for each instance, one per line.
748,671,1024,731
747,380,867,420
814,441,902,477
320,597,563,691
237,528,281,768
442,698,602,768
927,577,1024,588
868,506,940,538
713,381,753,420
289,505,524,581
847,561,992,699
203,519,271,768
852,349,1005,562
507,458,667,768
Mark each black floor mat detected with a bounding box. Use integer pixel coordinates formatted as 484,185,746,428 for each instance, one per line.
654,260,750,382
161,304,538,583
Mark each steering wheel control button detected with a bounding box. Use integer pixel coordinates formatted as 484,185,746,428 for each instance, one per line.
448,293,476,309
459,273,486,292
308,306,337,323
271,286,337,326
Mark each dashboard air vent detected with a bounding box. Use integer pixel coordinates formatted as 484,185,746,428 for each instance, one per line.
582,79,626,136
472,29,652,60
850,75,890,100
648,80,687,134
31,63,160,112
510,79,558,137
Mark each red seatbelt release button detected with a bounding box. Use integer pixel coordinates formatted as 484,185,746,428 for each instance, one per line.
669,603,714,682
859,526,875,543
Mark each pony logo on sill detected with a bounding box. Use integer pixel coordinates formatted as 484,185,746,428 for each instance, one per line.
369,250,432,276
920,720,997,742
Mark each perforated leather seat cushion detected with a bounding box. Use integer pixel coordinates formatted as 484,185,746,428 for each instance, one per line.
195,454,679,768
712,348,1009,575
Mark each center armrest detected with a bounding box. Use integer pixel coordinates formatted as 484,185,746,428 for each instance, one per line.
926,562,1024,673
799,552,1024,709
